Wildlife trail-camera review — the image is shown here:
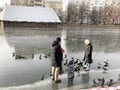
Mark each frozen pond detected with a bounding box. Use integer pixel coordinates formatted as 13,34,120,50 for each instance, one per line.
0,26,120,90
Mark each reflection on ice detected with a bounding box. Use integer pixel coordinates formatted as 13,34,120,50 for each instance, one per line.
61,29,67,54
0,36,14,60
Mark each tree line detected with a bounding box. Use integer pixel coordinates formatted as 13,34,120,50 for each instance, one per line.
65,2,120,25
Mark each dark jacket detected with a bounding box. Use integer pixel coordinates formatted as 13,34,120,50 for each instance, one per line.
57,43,63,62
51,41,62,67
83,43,93,64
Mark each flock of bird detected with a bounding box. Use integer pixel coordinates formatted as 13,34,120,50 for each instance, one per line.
12,52,51,60
63,54,89,74
11,52,119,87
93,78,113,87
12,52,51,81
97,60,109,73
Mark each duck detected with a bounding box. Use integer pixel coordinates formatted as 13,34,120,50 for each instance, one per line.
32,54,34,59
44,53,48,58
39,54,42,60
15,55,26,59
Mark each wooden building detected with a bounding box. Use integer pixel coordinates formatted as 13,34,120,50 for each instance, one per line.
0,6,61,28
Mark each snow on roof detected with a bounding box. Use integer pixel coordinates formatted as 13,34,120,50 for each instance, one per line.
0,6,61,23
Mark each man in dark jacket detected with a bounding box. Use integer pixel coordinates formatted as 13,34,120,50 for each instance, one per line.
51,40,61,83
56,37,63,74
83,39,93,71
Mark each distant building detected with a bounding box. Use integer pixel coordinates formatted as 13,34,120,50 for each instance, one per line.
73,0,120,10
45,0,63,16
11,0,63,15
0,6,61,28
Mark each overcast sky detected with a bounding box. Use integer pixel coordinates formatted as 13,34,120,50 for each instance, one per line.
63,0,68,11
0,0,10,7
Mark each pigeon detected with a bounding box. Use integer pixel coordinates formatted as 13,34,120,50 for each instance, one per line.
47,52,51,57
41,75,44,80
71,57,74,60
93,79,98,86
98,78,102,81
75,66,80,74
32,54,34,59
77,60,83,67
63,59,68,66
98,62,102,66
12,53,15,57
50,71,52,76
74,60,78,64
101,77,105,87
104,60,109,65
103,67,108,71
39,54,42,60
64,54,67,58
104,63,109,67
44,53,48,58
97,78,102,85
107,79,113,86
97,66,101,69
97,60,109,73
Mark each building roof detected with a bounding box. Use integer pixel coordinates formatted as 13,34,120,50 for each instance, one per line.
0,6,61,23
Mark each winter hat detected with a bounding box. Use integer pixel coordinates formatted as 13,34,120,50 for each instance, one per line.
84,39,90,45
52,41,58,47
56,37,61,42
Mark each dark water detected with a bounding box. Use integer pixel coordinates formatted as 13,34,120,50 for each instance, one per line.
0,26,120,90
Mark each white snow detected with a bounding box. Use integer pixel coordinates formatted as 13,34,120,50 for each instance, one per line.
0,6,61,23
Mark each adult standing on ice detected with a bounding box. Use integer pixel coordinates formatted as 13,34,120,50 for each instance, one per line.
83,39,93,71
51,40,61,83
56,37,64,74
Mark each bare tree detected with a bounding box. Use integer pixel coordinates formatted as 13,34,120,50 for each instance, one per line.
101,2,120,25
67,2,77,23
78,2,89,24
98,7,103,24
66,1,120,25
90,7,99,24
